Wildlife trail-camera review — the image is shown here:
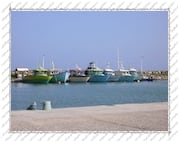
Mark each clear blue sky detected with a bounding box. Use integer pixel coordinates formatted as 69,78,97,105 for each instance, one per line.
11,11,168,71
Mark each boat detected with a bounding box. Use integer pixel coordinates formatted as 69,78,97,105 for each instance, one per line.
48,61,70,83
58,71,70,83
48,69,59,83
139,58,153,81
114,68,141,82
140,75,154,81
22,67,52,84
103,68,120,82
115,48,134,82
115,49,139,82
69,74,90,83
115,69,134,82
85,62,110,82
129,68,141,82
49,70,70,83
69,67,90,83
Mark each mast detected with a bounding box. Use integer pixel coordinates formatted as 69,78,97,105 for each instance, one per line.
42,55,45,68
140,56,143,75
117,48,120,69
106,62,110,69
75,64,81,71
52,61,55,70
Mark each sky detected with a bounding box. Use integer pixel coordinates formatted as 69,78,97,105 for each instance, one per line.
11,11,168,71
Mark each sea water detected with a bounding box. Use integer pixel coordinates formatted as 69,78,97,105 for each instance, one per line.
11,80,168,111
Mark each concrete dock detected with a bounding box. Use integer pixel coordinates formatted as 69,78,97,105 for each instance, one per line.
11,102,168,131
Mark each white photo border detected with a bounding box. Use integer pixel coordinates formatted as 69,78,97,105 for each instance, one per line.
0,0,178,141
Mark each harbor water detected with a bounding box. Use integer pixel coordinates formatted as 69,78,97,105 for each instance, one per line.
11,80,168,111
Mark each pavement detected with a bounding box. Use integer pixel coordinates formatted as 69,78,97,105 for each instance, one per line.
11,102,168,131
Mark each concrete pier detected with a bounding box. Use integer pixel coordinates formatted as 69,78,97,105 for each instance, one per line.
11,102,168,131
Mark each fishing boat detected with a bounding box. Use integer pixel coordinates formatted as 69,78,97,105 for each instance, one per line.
85,62,110,82
69,74,90,83
103,63,120,82
139,57,153,81
49,70,70,83
115,48,138,82
115,69,134,82
129,68,141,82
140,75,153,81
104,68,121,82
22,67,52,84
48,69,59,83
48,61,70,83
58,71,70,83
114,68,140,82
69,66,90,83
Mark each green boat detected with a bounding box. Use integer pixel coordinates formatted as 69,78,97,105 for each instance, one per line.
23,67,52,84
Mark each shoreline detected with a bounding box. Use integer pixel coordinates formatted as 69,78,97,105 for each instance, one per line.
11,102,168,131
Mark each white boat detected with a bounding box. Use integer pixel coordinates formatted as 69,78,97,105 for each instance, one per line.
129,68,141,82
103,68,120,82
115,49,140,82
115,69,134,82
69,65,90,83
69,74,90,83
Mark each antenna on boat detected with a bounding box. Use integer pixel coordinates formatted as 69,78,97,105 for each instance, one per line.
140,56,143,75
75,64,81,70
42,55,45,68
75,64,79,69
117,48,120,69
106,62,110,69
117,48,124,70
120,61,124,70
52,61,55,70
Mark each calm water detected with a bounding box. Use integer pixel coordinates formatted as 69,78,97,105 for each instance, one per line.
11,81,168,111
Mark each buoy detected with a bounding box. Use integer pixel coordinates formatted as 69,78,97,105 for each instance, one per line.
42,101,52,110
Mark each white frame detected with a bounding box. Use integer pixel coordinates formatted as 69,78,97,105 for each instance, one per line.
0,0,178,141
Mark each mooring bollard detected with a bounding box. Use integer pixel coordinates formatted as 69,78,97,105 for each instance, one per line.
42,101,52,110
31,101,37,110
27,101,37,110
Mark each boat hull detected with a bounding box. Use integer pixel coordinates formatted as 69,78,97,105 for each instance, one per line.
23,75,52,84
129,71,141,82
69,76,90,83
88,75,110,82
118,76,134,82
108,75,120,82
133,75,142,82
50,72,70,83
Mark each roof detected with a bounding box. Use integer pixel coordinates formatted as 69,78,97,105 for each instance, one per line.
104,68,114,72
16,68,29,71
35,67,48,72
129,68,137,72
